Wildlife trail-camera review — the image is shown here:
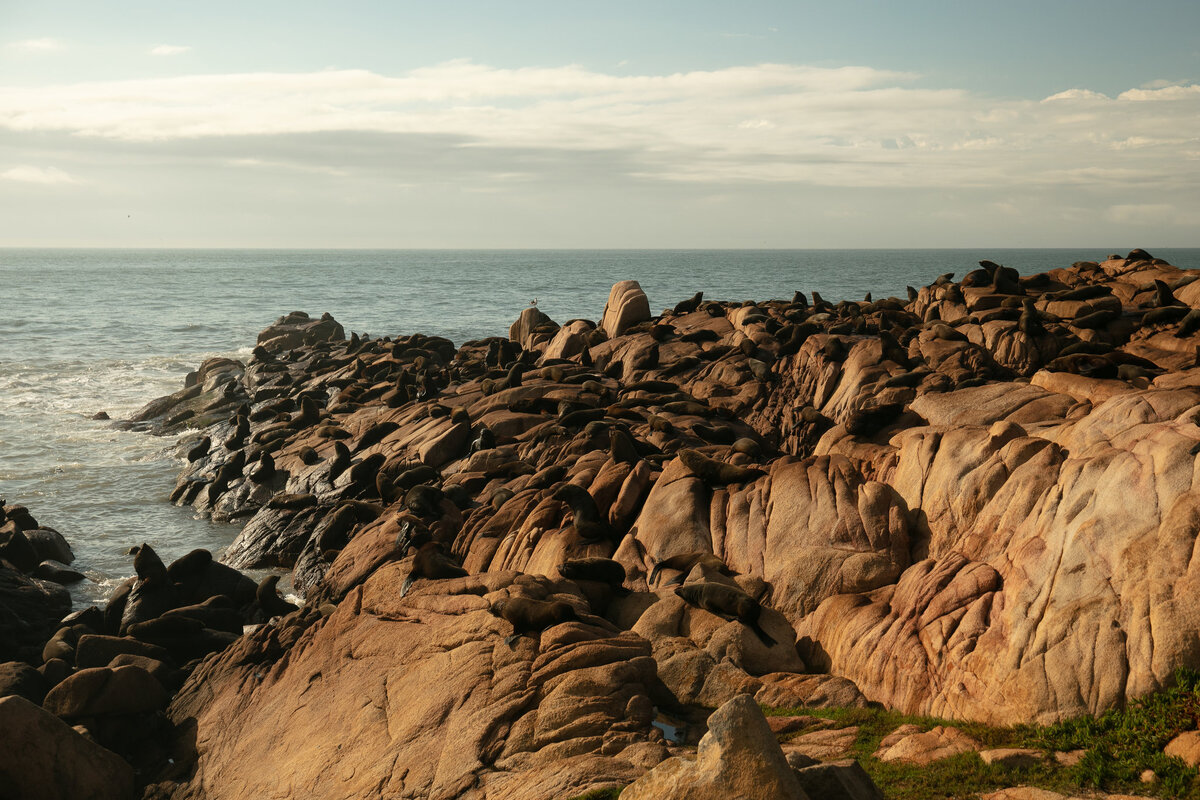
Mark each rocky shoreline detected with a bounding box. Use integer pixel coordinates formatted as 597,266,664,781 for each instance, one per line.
6,250,1200,798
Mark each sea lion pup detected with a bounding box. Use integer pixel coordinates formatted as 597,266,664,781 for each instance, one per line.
186,435,211,462
489,596,579,645
649,552,733,586
297,445,320,465
256,574,299,618
674,582,776,648
906,285,919,302
400,542,468,597
552,483,617,544
395,464,441,491
558,557,628,589
678,449,764,486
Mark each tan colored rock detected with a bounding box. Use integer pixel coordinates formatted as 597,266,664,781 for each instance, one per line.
1165,729,1200,766
162,570,663,800
754,673,868,710
0,695,135,800
874,725,980,765
620,694,809,800
602,280,651,338
779,726,859,761
543,319,594,361
509,306,559,351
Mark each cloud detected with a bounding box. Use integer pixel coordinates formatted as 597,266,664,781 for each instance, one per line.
149,45,191,56
0,60,1195,194
1,165,78,184
7,38,64,52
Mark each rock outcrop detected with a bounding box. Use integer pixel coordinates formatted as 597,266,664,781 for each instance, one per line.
85,249,1200,795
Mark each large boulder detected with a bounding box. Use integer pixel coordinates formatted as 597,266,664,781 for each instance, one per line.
602,280,652,338
619,694,809,799
0,695,135,800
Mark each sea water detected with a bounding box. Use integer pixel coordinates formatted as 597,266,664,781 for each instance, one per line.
3,248,1197,607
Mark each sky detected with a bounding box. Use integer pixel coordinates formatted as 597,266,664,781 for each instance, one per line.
1,0,1198,248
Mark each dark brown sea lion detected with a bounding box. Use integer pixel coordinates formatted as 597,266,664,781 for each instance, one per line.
1175,309,1200,339
558,557,627,588
677,449,763,486
673,291,703,314
256,574,299,618
1019,298,1046,336
552,483,615,544
327,441,351,481
186,436,211,462
674,582,775,647
356,420,400,451
297,445,320,465
404,484,444,519
489,596,578,641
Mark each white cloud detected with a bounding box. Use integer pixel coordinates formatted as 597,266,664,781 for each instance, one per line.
0,60,1195,192
1,165,79,184
149,45,191,56
7,38,64,52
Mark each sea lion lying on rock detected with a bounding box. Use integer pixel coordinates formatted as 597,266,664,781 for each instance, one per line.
678,449,764,486
674,582,776,648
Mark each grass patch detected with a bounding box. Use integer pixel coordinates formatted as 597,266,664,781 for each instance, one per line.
565,787,623,800
761,666,1200,800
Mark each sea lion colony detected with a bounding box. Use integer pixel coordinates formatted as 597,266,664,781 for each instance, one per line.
6,250,1200,798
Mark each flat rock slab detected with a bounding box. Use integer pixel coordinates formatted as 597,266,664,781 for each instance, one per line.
981,789,1146,800
874,724,980,765
780,725,859,761
766,714,833,737
978,748,1043,768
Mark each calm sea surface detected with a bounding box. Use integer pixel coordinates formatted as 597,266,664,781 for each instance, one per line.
3,248,1198,606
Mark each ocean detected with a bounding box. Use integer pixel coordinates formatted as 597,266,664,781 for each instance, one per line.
3,248,1198,608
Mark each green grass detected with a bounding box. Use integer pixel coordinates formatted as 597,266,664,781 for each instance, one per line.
761,666,1200,800
566,788,623,800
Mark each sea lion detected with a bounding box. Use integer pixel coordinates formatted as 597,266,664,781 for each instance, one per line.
552,483,616,544
929,322,967,342
692,423,737,445
186,436,211,462
470,427,496,454
674,582,775,648
844,403,904,436
1019,298,1046,336
822,337,848,362
405,484,444,519
224,414,250,450
1143,305,1189,327
347,452,386,493
490,488,515,510
679,329,720,344
1175,309,1200,339
327,441,351,481
395,464,440,491
298,445,320,465
400,542,468,597
906,286,919,302
1053,285,1111,302
609,428,640,465
649,552,732,585
256,575,299,618
673,291,704,314
558,557,627,588
248,452,276,484
678,449,764,486
1072,308,1119,330
356,420,399,451
489,596,578,642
